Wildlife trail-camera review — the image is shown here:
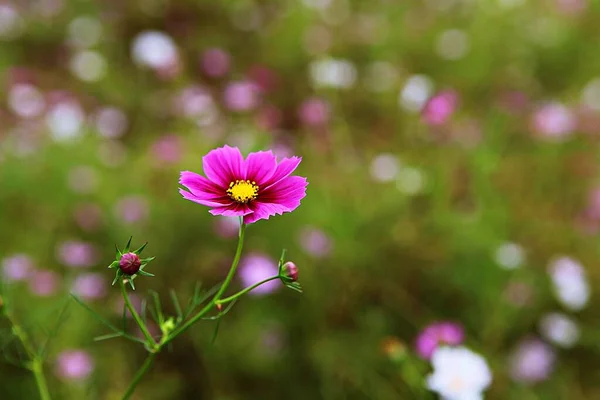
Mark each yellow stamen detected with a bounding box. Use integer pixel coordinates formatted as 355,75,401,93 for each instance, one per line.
226,180,259,203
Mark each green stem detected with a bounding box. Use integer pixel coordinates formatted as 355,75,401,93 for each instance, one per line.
215,276,279,305
120,353,156,400
162,221,246,347
3,309,51,400
32,359,51,400
120,280,156,348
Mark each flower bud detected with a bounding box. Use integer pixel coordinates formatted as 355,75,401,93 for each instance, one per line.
119,252,141,275
282,261,298,282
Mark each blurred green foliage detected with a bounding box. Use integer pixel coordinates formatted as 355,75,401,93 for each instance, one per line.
1,0,600,399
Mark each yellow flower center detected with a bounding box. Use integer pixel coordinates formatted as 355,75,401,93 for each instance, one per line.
226,180,259,203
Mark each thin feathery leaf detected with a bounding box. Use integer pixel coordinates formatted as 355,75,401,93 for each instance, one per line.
150,291,164,325
169,290,183,323
40,299,71,358
70,295,144,345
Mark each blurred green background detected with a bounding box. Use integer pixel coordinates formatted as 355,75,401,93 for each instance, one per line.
1,0,600,399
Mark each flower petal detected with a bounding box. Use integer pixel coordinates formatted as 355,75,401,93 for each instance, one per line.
179,188,232,207
245,151,277,184
202,145,244,187
263,156,302,189
260,176,308,209
179,171,225,200
244,202,290,224
209,203,254,217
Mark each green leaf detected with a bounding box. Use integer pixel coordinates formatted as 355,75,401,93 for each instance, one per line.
141,257,155,264
40,299,71,358
115,244,121,258
127,278,135,291
112,271,122,286
150,291,164,325
278,248,287,273
108,260,119,269
169,290,183,323
124,236,133,252
133,242,148,255
137,270,154,277
70,295,145,345
94,332,128,342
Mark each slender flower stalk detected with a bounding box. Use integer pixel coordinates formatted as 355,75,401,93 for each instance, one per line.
163,220,247,345
120,353,156,400
215,275,280,305
119,279,156,349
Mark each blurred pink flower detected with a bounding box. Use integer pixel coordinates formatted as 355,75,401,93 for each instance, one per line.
56,350,94,381
57,240,98,268
179,146,308,224
201,48,230,78
28,269,60,297
556,0,587,14
497,91,529,114
509,338,555,384
248,65,279,93
173,86,215,118
256,105,282,131
213,216,240,239
223,81,260,111
298,227,332,258
530,102,576,141
238,253,281,295
73,203,103,232
415,321,465,360
2,254,33,282
421,90,459,126
298,97,330,127
151,135,182,165
71,273,107,300
114,196,149,224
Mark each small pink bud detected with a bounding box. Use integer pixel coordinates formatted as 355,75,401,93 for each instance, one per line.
216,303,223,312
119,252,141,275
282,261,298,282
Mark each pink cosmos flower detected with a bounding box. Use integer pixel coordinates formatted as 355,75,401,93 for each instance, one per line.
179,145,308,224
415,321,465,360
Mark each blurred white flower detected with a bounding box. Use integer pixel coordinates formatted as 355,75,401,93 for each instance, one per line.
399,75,434,112
427,346,492,400
68,166,99,194
548,256,590,311
70,50,106,82
436,29,470,60
581,78,600,111
131,31,178,69
0,4,24,40
309,58,357,89
46,102,85,142
68,16,103,48
494,242,525,270
370,153,400,183
94,106,128,138
8,84,45,119
396,167,426,195
539,312,580,348
364,61,399,92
